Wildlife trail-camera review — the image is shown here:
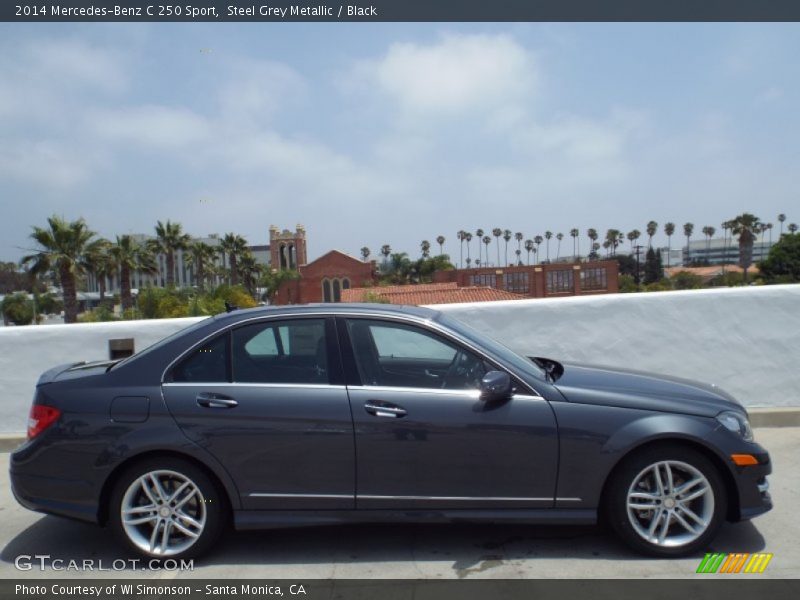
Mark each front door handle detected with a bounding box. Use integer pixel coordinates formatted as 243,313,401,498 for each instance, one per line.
364,400,407,418
196,393,238,409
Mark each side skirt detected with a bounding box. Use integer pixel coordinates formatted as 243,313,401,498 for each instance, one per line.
233,509,597,531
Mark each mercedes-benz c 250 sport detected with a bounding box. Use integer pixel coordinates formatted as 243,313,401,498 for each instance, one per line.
10,304,772,559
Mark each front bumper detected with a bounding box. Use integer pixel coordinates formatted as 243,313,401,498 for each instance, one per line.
732,450,772,521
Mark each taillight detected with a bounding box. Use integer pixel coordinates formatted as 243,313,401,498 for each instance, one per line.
27,405,61,440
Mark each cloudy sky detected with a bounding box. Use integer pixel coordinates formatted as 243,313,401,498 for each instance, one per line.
1,23,798,264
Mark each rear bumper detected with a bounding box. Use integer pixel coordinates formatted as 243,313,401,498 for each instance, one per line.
10,467,100,524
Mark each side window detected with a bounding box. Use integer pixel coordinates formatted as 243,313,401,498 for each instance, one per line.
346,319,488,390
232,319,328,384
170,334,229,383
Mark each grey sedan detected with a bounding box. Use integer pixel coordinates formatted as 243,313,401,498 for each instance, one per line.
10,304,772,559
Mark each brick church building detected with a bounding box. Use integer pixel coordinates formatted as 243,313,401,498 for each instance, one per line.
270,225,377,305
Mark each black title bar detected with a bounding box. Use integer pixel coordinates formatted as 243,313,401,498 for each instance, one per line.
3,0,800,22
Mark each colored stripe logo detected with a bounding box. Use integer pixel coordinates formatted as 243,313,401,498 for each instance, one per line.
696,553,773,574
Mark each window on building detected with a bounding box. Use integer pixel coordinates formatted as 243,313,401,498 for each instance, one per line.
322,279,332,303
503,272,529,294
469,273,496,287
546,270,574,294
580,268,608,291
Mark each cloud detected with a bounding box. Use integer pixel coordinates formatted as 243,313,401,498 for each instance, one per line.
90,105,213,149
358,33,536,115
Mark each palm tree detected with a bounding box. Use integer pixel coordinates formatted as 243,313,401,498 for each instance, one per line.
152,220,191,287
626,229,640,257
729,213,762,283
420,240,431,258
765,222,773,246
189,241,217,291
646,221,658,248
605,229,622,256
503,229,512,265
570,228,580,261
789,223,798,234
237,250,262,298
219,233,248,286
360,246,371,262
109,235,157,311
683,222,694,266
544,231,553,263
524,239,534,265
663,222,675,267
587,228,598,259
515,232,524,261
21,216,96,324
721,221,731,271
457,230,465,269
475,229,484,265
555,233,563,261
703,226,716,260
84,238,113,302
464,233,473,265
534,235,543,264
515,248,522,265
492,228,502,266
778,213,786,236
482,236,492,265
380,244,392,268
436,236,445,256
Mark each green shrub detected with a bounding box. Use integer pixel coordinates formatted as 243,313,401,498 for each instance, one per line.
1,292,34,325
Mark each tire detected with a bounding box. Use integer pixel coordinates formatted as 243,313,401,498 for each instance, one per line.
603,444,727,557
108,456,226,560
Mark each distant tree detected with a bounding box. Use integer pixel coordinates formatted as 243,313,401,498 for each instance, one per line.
475,229,484,264
683,222,694,266
671,270,704,290
515,232,524,261
627,229,641,254
570,228,580,260
790,223,799,234
544,231,553,263
778,213,786,236
524,239,534,265
420,240,431,258
84,238,113,302
644,247,663,284
759,230,800,283
380,244,392,267
2,292,34,325
587,228,598,260
646,221,658,248
110,235,157,311
152,220,191,287
464,233,473,264
482,236,492,265
436,235,445,256
219,233,248,286
21,216,96,323
457,230,465,268
189,241,217,291
360,246,371,262
555,233,564,260
237,251,263,298
534,235,543,264
0,262,32,294
729,213,763,283
492,228,502,266
663,222,675,267
612,254,638,277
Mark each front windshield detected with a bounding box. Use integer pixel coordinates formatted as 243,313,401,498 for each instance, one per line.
110,316,212,370
435,313,546,380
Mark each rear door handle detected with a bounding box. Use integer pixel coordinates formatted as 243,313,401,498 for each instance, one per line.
364,400,407,418
196,393,238,409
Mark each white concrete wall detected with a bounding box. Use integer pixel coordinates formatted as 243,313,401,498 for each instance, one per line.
438,284,800,411
0,285,798,433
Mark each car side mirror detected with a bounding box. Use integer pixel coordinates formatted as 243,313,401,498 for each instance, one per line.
479,371,513,402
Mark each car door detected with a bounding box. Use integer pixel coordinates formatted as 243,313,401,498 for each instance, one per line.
339,317,559,510
162,316,355,510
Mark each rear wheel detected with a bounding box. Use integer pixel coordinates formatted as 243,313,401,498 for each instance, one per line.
108,457,226,559
604,445,727,557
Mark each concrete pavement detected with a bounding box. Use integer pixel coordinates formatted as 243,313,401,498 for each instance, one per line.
0,427,797,580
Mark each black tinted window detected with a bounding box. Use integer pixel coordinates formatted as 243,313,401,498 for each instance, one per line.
170,334,229,383
346,319,488,390
233,319,328,384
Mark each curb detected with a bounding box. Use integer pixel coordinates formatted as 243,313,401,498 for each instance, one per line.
1,407,798,453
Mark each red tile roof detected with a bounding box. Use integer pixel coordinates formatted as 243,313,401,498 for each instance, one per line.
341,283,525,305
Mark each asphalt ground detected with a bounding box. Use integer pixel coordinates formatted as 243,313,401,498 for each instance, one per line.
0,427,796,580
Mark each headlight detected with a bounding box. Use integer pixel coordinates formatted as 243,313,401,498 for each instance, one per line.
716,410,754,441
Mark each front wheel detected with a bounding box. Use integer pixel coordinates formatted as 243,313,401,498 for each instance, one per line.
604,445,727,557
108,457,226,559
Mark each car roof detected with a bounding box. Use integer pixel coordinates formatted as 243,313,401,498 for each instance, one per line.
215,302,441,324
